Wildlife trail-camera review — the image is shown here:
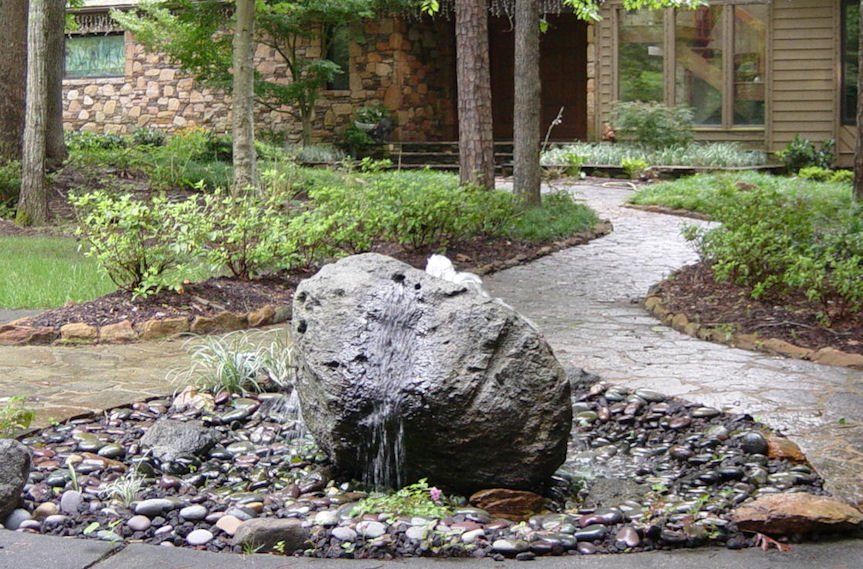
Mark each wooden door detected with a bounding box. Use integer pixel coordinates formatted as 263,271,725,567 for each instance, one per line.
488,14,587,141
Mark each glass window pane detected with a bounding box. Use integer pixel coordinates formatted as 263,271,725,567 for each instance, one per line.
326,25,351,91
843,0,859,125
733,5,767,125
618,10,665,103
675,6,724,125
65,34,125,78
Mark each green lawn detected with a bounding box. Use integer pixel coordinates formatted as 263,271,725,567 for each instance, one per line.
0,236,116,309
628,171,854,217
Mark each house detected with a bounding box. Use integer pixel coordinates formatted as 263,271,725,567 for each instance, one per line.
65,0,859,165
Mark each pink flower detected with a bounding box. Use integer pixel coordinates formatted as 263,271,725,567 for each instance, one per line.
429,487,442,503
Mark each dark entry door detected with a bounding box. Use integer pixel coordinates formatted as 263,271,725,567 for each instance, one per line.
488,14,588,141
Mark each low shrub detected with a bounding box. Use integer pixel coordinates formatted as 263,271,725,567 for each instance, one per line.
66,131,128,152
612,102,694,148
352,479,450,519
565,154,584,177
130,127,166,147
777,135,835,173
507,192,598,242
622,157,649,180
541,142,766,169
684,183,863,319
0,160,21,210
798,166,833,182
71,191,201,297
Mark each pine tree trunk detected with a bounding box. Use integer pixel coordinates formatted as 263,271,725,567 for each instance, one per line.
18,0,50,226
855,0,863,202
454,0,495,190
0,0,28,162
45,0,67,165
513,0,542,206
232,0,257,194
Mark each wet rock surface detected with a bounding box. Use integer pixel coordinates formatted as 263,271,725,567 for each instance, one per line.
0,439,31,520
3,376,853,558
293,253,572,493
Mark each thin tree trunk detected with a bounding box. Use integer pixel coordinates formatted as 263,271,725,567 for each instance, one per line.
232,0,257,194
513,0,542,206
0,0,28,163
18,0,50,226
454,0,495,190
45,0,67,165
855,0,863,201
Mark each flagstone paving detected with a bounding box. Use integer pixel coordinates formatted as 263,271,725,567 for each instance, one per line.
486,181,863,507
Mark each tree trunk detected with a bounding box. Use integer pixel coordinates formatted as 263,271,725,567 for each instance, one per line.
855,0,863,201
513,0,542,206
231,0,257,194
45,0,67,165
0,0,28,163
18,0,50,226
454,0,495,190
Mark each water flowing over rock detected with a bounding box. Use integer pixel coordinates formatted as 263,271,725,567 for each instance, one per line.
292,253,572,493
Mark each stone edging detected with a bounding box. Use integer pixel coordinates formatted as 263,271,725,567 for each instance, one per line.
0,221,613,348
623,203,713,222
644,295,863,370
0,304,292,347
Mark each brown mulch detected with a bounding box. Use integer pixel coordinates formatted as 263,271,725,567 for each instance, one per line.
655,262,863,356
19,225,608,332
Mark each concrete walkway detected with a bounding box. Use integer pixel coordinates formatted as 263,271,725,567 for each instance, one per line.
486,182,863,507
1,531,861,569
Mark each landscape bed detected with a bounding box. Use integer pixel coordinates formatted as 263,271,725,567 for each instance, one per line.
7,372,844,559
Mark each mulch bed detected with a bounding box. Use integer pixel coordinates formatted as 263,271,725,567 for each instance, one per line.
654,262,863,356
20,223,611,332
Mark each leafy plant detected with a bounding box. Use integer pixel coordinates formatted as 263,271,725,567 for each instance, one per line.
130,127,166,147
798,166,833,182
355,104,391,125
0,396,35,437
507,191,597,242
351,479,449,519
0,160,21,210
777,135,835,173
541,142,765,169
358,157,392,173
612,102,694,148
565,154,584,177
622,157,649,180
341,124,376,157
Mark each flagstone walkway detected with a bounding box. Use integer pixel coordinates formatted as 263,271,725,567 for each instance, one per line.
486,182,863,507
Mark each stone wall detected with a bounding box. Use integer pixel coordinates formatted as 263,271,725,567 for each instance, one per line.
62,15,457,143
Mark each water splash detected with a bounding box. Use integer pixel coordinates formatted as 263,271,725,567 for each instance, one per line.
263,388,308,441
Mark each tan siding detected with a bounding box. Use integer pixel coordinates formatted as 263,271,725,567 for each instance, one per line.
769,0,838,153
594,5,615,139
838,125,855,167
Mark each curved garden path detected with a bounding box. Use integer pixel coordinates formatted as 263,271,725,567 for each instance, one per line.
486,182,863,507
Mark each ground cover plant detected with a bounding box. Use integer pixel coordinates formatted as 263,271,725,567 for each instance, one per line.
541,142,767,170
0,236,115,309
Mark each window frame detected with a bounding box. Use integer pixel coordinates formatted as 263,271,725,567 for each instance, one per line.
323,23,351,92
841,0,859,126
615,0,769,129
64,32,127,80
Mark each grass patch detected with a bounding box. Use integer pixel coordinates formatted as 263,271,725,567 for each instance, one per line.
0,236,116,309
509,192,599,242
628,171,854,217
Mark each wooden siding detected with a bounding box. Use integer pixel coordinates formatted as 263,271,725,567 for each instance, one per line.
594,5,615,138
769,0,838,154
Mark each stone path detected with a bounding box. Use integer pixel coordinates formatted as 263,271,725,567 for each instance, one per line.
486,182,863,507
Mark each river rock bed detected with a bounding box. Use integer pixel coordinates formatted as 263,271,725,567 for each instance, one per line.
6,376,825,559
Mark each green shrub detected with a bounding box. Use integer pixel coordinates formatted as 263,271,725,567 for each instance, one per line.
130,127,166,147
66,131,129,152
71,191,201,297
340,124,376,157
0,160,21,209
685,183,863,319
612,102,694,148
798,166,833,182
622,157,649,180
0,396,35,437
830,169,854,184
507,192,598,242
565,154,584,177
351,479,449,519
777,135,835,173
541,142,765,169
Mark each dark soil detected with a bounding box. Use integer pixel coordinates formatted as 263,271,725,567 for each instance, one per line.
655,262,863,356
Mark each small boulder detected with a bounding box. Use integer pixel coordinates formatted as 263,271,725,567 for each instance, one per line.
139,317,189,340
99,320,138,343
140,419,217,463
0,440,31,521
59,322,98,343
766,436,808,464
233,518,310,553
469,488,545,521
732,493,863,536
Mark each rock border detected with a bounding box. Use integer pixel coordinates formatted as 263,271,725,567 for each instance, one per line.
644,294,863,370
0,221,613,348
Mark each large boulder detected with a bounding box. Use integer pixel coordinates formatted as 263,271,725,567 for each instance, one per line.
0,439,31,521
293,253,572,493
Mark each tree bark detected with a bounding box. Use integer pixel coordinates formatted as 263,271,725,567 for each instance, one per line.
45,0,67,165
231,0,257,194
454,0,495,190
855,0,863,201
0,0,28,163
18,0,50,226
513,0,542,206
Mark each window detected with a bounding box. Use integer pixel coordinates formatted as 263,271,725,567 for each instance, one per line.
325,25,351,91
842,0,859,125
65,33,125,78
733,4,767,125
617,2,768,127
618,10,665,102
675,6,724,125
